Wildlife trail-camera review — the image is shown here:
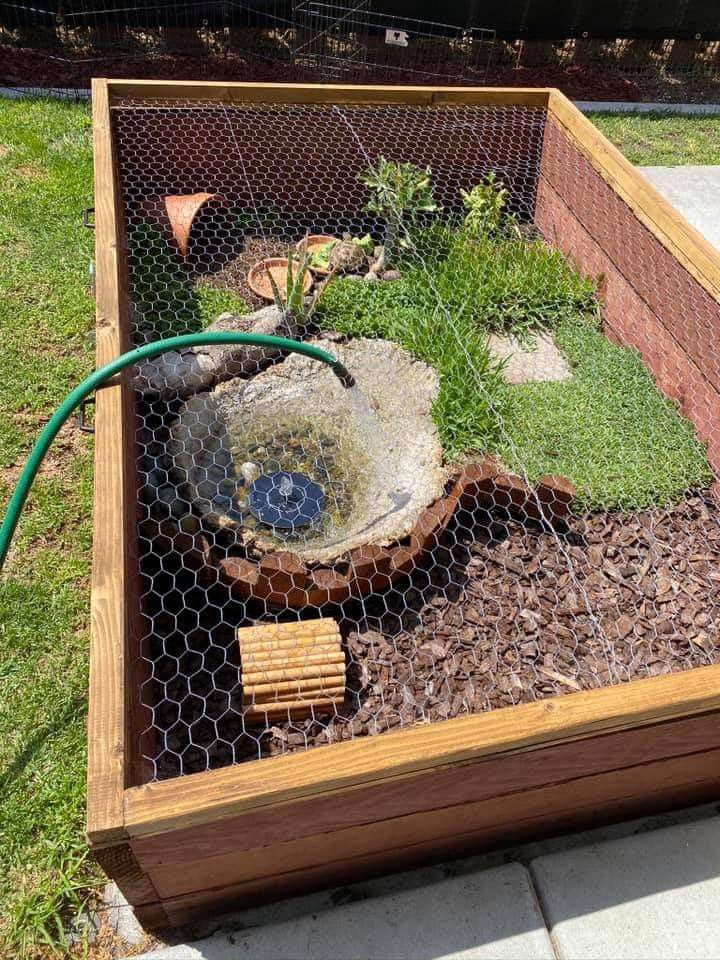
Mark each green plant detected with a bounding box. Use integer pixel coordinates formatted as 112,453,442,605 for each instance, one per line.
499,316,713,510
461,172,515,239
194,285,249,325
359,156,437,266
408,226,597,340
266,248,311,317
128,222,247,335
266,249,336,324
308,239,336,271
315,276,506,457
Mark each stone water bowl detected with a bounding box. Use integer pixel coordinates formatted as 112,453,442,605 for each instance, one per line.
168,338,454,607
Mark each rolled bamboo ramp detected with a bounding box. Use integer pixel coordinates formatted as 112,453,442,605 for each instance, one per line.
239,618,345,721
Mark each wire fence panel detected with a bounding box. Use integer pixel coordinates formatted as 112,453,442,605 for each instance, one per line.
109,96,720,784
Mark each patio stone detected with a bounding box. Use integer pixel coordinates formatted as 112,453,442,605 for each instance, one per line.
531,816,720,959
135,863,555,959
488,332,572,384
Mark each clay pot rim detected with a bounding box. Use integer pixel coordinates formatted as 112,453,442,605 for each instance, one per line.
295,234,339,276
163,192,221,258
247,257,314,301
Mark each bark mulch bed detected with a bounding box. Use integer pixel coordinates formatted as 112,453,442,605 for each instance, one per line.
144,492,720,778
4,40,720,102
0,46,641,101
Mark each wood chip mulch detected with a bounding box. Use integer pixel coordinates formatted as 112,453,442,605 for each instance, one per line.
259,492,720,756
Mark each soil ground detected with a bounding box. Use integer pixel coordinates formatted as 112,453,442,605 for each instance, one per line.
0,44,697,102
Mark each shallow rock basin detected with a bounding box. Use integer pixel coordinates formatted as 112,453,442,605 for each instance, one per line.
169,338,446,564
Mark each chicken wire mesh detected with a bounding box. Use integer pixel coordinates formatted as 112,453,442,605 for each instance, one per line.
110,95,720,784
289,2,496,84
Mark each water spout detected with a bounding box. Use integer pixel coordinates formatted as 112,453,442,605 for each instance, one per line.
331,360,355,389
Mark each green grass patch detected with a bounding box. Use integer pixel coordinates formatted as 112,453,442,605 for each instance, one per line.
316,273,505,459
588,111,720,165
499,317,712,510
129,221,248,337
317,226,710,510
316,228,596,460
0,95,99,958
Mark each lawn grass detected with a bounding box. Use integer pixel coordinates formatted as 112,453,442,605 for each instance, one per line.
317,228,711,510
499,317,713,510
587,111,720,165
0,96,99,958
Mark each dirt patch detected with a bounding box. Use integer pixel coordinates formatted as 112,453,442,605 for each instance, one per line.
14,163,46,181
0,45,644,101
198,235,289,313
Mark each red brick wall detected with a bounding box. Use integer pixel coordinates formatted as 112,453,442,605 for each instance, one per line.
536,117,720,480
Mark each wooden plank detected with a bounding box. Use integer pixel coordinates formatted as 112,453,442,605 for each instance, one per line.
124,663,720,838
159,762,716,929
93,843,161,907
148,747,720,915
87,77,134,847
129,710,720,871
104,79,551,108
547,88,720,304
240,617,345,720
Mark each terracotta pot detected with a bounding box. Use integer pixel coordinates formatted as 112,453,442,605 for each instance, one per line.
296,234,338,276
163,192,218,257
248,257,313,302
138,192,221,258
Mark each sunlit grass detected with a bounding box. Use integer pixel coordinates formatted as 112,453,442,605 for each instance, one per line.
0,95,99,958
588,110,720,166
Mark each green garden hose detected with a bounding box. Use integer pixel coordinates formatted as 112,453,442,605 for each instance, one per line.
0,331,354,573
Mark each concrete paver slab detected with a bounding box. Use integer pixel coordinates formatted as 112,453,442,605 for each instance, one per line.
638,165,720,252
532,817,720,959
136,863,555,960
489,332,572,384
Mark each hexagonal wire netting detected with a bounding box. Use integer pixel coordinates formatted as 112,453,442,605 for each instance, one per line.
111,96,720,784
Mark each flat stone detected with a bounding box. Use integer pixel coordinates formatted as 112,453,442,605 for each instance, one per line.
638,166,720,253
136,863,554,959
531,816,720,959
489,332,572,384
170,338,446,564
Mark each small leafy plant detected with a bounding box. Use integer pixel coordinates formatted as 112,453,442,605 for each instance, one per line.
307,234,374,272
461,172,514,239
266,249,311,317
360,156,437,267
266,249,336,324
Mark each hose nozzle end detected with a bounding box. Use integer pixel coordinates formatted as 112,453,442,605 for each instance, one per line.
331,361,355,389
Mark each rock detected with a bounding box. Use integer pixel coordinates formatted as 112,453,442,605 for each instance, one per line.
240,461,261,485
170,337,446,564
328,235,367,274
132,305,295,398
382,269,402,281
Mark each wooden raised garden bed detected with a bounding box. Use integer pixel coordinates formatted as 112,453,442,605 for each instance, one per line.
89,80,720,930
